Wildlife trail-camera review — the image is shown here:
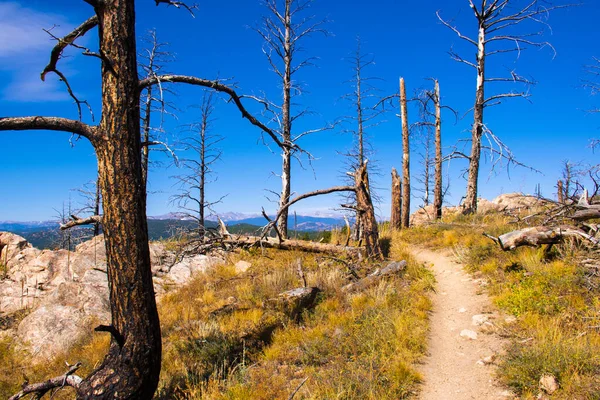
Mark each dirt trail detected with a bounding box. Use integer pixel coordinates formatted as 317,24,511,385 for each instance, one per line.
412,247,511,400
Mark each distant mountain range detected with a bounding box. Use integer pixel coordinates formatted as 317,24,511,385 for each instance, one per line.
0,213,346,250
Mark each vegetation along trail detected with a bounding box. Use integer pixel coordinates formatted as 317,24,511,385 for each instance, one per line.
413,247,510,400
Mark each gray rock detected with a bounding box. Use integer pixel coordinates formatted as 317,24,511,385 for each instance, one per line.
472,314,489,326
235,260,252,274
539,374,559,394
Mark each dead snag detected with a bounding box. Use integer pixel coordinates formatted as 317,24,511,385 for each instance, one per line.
391,168,402,230
433,79,443,220
355,163,383,259
400,78,411,228
484,226,600,251
342,260,406,292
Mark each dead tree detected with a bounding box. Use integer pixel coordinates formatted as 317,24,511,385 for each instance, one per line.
390,168,402,230
438,0,571,214
433,80,443,219
340,38,382,240
139,30,177,191
0,1,319,398
171,90,223,232
400,78,411,228
251,0,333,240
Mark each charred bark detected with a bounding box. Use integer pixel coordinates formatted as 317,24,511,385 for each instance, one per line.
391,168,402,230
355,163,382,259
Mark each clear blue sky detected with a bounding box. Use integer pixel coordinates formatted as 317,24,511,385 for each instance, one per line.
1,0,598,221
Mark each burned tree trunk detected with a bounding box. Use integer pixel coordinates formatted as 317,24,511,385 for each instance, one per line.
400,77,411,228
76,1,161,398
557,180,565,203
391,168,402,230
433,80,443,220
355,163,382,259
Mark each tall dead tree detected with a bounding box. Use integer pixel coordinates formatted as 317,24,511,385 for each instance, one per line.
433,80,443,219
438,0,570,214
1,1,310,398
340,38,381,240
400,78,411,228
390,168,402,229
171,90,223,231
253,0,332,239
139,30,176,191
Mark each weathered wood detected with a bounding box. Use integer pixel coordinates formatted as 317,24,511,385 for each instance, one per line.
487,225,600,251
355,163,383,259
224,236,362,256
433,79,443,220
391,168,402,230
557,180,564,203
400,78,411,228
9,363,83,400
274,286,320,319
342,260,407,292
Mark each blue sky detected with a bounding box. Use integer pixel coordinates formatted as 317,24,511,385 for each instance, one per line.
1,0,599,221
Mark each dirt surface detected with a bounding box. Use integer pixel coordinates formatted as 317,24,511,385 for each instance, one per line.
412,248,512,400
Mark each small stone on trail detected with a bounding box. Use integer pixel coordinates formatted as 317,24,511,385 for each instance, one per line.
476,354,496,366
539,374,559,394
459,307,467,313
472,314,489,326
460,329,478,340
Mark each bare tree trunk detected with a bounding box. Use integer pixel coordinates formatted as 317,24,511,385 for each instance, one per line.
355,163,382,259
276,0,293,240
557,180,565,203
141,83,152,190
94,175,101,236
391,168,402,230
463,20,486,214
433,80,443,219
77,1,161,397
400,77,411,228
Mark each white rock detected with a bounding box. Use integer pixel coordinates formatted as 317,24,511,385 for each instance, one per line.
460,329,478,340
539,374,559,394
235,260,252,274
472,314,489,326
168,263,192,284
505,315,517,324
459,307,467,313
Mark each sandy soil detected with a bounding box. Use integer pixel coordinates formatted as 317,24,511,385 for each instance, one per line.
412,248,512,400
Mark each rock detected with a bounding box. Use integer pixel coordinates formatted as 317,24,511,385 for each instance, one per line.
477,354,496,365
472,314,489,326
460,329,478,340
539,374,559,394
505,315,517,324
459,307,467,313
168,263,192,284
235,260,252,274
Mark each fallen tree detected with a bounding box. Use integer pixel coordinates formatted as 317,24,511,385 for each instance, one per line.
342,260,406,292
484,225,599,251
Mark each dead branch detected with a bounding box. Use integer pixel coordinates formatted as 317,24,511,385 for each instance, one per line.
60,215,102,230
341,260,406,292
9,363,83,400
0,117,96,141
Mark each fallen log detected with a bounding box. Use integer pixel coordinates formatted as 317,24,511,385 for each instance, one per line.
484,225,600,251
224,236,362,257
342,260,407,292
572,206,600,222
273,286,321,319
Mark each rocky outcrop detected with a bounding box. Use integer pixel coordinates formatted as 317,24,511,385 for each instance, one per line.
410,193,545,226
0,233,222,361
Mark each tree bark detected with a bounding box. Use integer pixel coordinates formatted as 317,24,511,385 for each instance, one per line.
76,1,162,398
433,79,443,219
355,163,382,259
400,78,411,228
557,180,564,204
276,0,293,240
390,168,402,230
463,19,486,215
